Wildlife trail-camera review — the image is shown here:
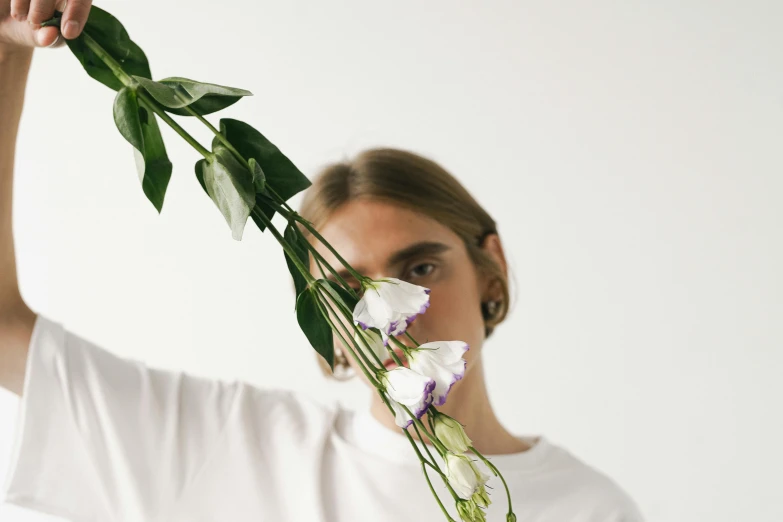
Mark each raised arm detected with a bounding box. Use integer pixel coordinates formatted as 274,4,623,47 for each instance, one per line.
0,0,92,396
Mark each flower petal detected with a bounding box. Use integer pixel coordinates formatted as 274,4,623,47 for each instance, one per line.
418,341,469,364
388,399,414,428
445,454,480,499
377,278,431,314
410,355,465,406
354,329,387,364
408,341,468,406
383,367,435,404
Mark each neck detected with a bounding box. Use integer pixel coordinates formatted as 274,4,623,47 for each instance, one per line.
369,356,532,455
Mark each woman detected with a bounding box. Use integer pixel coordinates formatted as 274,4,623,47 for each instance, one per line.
0,2,644,521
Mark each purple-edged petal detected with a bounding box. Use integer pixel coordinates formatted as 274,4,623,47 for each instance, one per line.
354,278,431,338
388,400,414,428
408,341,469,406
381,367,435,427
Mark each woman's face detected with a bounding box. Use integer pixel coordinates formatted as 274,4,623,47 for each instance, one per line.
309,198,501,388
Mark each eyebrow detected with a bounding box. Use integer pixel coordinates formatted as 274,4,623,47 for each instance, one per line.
325,241,451,282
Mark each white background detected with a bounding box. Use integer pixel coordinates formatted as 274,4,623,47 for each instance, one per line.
1,1,781,521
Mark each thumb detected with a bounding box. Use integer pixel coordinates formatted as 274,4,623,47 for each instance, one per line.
0,17,64,49
33,24,64,47
31,26,65,47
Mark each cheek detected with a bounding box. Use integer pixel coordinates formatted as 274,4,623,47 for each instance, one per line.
418,277,485,349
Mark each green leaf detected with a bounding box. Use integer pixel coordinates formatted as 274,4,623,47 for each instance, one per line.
284,222,310,304
296,289,334,370
133,76,252,116
248,157,266,192
66,5,152,92
195,145,255,240
213,119,311,231
113,87,172,212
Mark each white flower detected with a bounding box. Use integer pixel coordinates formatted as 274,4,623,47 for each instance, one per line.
380,367,435,428
354,328,388,365
408,341,468,406
433,412,472,454
353,278,430,337
445,453,491,500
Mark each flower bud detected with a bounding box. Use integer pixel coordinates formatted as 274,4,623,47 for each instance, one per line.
456,499,487,522
445,453,490,500
433,413,472,453
472,483,491,508
506,514,517,522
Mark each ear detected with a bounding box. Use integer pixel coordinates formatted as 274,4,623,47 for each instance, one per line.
479,233,508,297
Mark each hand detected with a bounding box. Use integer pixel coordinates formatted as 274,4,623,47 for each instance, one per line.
0,0,92,50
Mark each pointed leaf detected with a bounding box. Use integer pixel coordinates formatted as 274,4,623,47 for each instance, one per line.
66,5,152,92
133,76,252,116
213,119,311,231
198,145,255,240
297,289,334,370
195,159,208,195
284,222,310,304
113,87,172,212
248,157,266,192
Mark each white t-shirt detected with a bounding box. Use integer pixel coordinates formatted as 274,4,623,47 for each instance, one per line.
1,313,644,522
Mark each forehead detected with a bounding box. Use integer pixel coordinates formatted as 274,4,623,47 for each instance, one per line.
312,199,462,275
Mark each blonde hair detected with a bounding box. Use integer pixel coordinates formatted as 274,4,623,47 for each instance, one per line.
297,147,511,377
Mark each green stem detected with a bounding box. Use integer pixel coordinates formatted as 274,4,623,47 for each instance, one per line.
470,445,515,517
313,254,329,280
251,208,315,284
386,341,406,367
421,463,457,522
82,30,212,159
81,31,135,87
137,92,211,158
388,336,414,367
256,195,358,298
401,405,449,456
411,413,441,469
188,106,250,165
302,238,356,296
317,289,380,374
321,291,385,369
405,331,421,346
293,215,366,283
313,291,380,388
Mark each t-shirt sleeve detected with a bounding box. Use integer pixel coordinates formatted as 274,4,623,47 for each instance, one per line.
1,312,243,522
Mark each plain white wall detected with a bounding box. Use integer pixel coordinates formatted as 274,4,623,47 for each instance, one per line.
1,0,781,520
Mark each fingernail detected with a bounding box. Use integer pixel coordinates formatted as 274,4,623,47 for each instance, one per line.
64,20,80,39
47,34,62,48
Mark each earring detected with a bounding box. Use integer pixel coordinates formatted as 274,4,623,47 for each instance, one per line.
481,299,500,320
487,300,499,317
332,348,355,381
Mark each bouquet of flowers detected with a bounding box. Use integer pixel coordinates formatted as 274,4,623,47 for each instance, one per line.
42,6,516,521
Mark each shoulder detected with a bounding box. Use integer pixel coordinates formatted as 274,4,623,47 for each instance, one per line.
231,382,340,441
541,439,645,521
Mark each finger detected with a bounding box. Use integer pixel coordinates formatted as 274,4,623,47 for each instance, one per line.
27,0,56,25
33,24,60,47
10,0,32,22
61,0,90,39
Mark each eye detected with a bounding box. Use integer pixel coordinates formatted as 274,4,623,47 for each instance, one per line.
408,262,436,279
